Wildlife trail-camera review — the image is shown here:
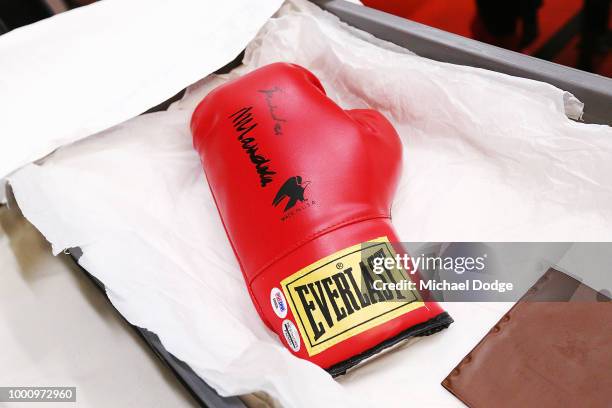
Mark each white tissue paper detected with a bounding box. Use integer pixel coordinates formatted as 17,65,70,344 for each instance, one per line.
0,0,284,202
8,0,612,407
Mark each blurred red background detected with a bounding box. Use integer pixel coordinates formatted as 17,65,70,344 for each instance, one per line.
363,0,612,77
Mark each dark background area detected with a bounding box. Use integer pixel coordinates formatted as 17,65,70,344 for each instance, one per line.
1,0,610,77
364,0,611,77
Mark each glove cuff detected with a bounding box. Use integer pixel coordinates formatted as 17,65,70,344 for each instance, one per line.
250,217,451,371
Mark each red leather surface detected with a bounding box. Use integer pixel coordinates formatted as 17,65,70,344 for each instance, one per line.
191,63,446,369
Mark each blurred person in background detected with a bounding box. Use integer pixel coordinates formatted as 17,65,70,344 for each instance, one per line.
579,0,611,71
474,0,543,49
0,0,95,33
0,0,52,32
3,0,610,75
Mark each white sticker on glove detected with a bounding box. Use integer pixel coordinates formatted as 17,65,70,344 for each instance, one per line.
270,287,288,318
282,320,300,352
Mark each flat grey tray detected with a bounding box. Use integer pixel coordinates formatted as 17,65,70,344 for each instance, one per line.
70,1,612,407
68,249,245,408
314,0,612,125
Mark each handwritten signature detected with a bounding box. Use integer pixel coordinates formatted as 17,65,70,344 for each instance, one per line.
259,87,287,136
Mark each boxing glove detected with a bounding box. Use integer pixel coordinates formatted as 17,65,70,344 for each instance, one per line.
191,63,452,374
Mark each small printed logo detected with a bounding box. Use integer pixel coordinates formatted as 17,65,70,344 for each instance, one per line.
281,320,301,352
270,287,288,319
272,176,310,212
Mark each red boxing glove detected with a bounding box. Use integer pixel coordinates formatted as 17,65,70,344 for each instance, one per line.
191,63,452,374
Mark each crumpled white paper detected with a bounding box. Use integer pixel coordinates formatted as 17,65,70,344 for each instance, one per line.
0,0,284,202
8,0,612,407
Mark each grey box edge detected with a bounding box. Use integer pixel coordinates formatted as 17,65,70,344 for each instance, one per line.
313,0,612,125
66,248,246,408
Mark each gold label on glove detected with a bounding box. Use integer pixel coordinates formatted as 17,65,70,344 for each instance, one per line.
281,237,424,356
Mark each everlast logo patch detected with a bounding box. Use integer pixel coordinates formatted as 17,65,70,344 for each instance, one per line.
281,237,424,356
272,176,310,212
229,106,276,188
